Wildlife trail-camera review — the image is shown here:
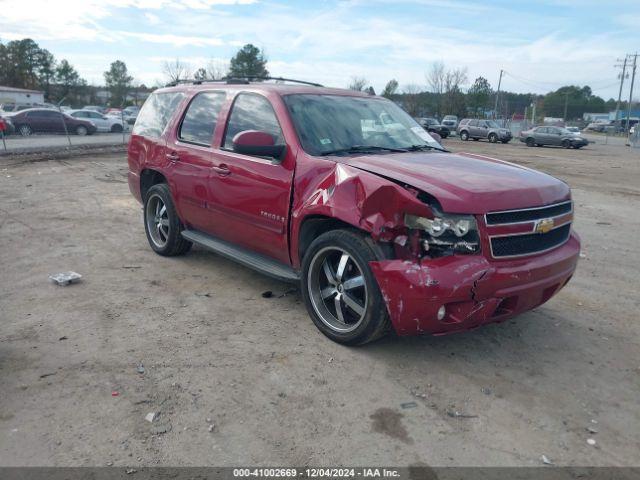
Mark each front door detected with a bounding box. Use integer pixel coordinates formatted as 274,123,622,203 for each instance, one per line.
206,92,294,265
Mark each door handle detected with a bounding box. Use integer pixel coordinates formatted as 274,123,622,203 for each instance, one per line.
212,164,231,176
166,152,180,163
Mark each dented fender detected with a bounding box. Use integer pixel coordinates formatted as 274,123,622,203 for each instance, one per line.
289,160,432,267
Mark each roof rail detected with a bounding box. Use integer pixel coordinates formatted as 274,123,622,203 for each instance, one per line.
164,76,323,88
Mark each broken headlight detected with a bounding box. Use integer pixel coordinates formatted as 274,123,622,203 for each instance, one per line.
405,213,480,256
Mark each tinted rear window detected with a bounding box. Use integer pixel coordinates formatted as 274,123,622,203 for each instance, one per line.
132,92,185,138
178,91,226,146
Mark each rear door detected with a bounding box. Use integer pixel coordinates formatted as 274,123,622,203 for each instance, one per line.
206,91,295,264
165,90,227,232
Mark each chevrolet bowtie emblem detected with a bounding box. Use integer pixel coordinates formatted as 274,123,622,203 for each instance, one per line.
534,218,555,234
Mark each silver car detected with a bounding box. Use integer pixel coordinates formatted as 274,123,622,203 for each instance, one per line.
68,109,125,133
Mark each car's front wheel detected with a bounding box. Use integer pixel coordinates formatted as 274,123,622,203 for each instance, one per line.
143,183,192,256
301,230,390,345
488,133,498,143
562,139,571,149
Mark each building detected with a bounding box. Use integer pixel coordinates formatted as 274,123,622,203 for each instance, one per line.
0,85,45,107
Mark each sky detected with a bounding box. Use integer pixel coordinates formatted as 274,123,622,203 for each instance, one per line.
1,0,638,99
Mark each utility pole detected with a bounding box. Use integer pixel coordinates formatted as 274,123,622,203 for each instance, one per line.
493,69,503,120
614,57,628,129
626,53,637,143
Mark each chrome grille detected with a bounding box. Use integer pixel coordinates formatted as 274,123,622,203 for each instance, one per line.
486,201,573,258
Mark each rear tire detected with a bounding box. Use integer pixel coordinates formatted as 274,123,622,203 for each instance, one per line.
143,183,192,256
301,230,390,345
460,131,469,141
75,125,88,136
111,123,123,133
526,138,535,147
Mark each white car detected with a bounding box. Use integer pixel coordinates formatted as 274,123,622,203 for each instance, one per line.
68,109,126,133
441,115,458,132
565,126,581,135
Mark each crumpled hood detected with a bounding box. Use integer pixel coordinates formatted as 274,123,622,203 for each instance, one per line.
336,151,570,214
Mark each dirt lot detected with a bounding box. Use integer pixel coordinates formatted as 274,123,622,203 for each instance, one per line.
1,138,639,467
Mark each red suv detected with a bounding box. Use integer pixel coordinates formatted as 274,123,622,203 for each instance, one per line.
127,78,580,345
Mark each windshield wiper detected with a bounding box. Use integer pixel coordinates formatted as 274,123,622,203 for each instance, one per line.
319,145,408,156
405,144,448,152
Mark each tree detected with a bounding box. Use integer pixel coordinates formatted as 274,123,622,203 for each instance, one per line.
541,85,606,120
56,59,86,101
381,79,399,98
348,76,367,91
37,49,56,100
467,76,492,117
162,58,192,84
0,38,56,92
104,60,133,107
206,59,229,80
193,68,208,81
442,67,468,117
228,44,268,78
426,61,446,116
401,84,424,116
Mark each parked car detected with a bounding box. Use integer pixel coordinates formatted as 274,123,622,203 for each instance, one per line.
127,80,580,345
630,125,636,136
441,115,458,131
68,109,125,132
565,126,581,135
519,126,588,148
0,115,16,135
1,103,42,112
457,119,512,143
416,117,450,138
7,108,97,136
83,105,107,114
584,121,610,132
122,106,140,125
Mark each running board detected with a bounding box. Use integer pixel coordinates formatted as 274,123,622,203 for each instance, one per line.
181,230,300,283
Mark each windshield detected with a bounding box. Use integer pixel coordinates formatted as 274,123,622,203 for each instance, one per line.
283,94,444,156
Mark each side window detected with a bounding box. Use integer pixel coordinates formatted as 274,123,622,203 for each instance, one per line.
223,93,283,150
178,91,226,146
132,92,186,138
75,111,87,118
468,119,478,127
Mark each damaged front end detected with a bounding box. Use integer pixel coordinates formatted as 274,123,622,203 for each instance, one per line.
292,159,579,336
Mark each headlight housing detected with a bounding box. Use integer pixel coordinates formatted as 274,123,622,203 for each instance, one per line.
405,213,480,256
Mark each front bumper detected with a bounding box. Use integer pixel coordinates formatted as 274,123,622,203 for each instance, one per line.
370,231,580,336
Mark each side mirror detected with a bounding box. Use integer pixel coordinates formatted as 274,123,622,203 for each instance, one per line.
232,130,285,159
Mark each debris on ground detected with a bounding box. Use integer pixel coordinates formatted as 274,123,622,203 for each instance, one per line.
278,288,298,298
587,426,598,434
49,271,82,286
136,363,145,374
58,336,68,341
122,265,142,269
150,422,172,435
541,454,554,465
579,253,587,259
446,410,478,419
195,292,211,297
401,402,417,409
481,387,492,395
39,372,56,379
208,424,215,432
145,412,159,423
587,438,597,446
261,291,273,298
126,469,137,475
111,391,119,397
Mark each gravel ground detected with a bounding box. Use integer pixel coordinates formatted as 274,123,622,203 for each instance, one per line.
0,138,638,467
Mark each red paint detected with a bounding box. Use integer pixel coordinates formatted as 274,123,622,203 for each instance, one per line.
128,83,580,337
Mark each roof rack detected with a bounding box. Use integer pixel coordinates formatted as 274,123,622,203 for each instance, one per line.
164,76,323,88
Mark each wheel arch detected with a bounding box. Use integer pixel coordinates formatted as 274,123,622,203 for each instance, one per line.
140,168,168,201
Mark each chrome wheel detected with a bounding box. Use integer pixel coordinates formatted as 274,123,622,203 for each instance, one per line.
19,125,32,136
307,247,368,333
76,125,87,136
145,193,169,248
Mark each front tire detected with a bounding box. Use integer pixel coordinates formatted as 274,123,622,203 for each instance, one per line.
488,133,498,143
143,184,192,256
301,230,390,345
460,131,469,141
562,139,571,149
